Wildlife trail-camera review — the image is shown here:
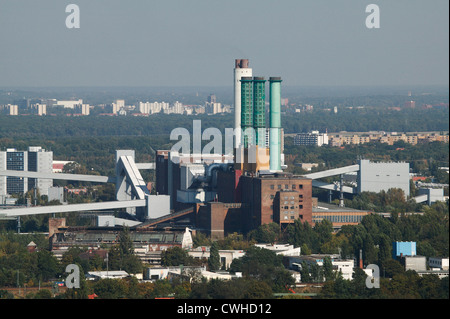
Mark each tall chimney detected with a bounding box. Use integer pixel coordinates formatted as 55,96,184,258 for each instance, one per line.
269,77,282,171
240,76,254,148
252,76,266,147
359,249,363,269
234,59,252,148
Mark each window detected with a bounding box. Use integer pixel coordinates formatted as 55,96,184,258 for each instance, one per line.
278,185,281,190
285,184,289,189
270,195,274,199
299,184,303,189
299,205,303,209
292,184,296,189
270,184,274,190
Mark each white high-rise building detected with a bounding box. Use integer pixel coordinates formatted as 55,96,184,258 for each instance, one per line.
234,59,252,148
32,103,47,116
75,104,90,115
5,104,19,115
0,147,53,197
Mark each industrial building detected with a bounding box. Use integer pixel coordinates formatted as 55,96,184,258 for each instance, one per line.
312,201,372,231
1,58,435,244
357,160,410,197
48,217,193,264
393,241,417,259
0,147,53,200
152,60,307,238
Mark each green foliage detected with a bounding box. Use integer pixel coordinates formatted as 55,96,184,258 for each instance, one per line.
189,277,273,299
108,227,143,274
208,242,221,271
160,246,196,267
248,223,281,243
229,246,294,292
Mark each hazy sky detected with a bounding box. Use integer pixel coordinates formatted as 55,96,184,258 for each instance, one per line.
0,0,448,87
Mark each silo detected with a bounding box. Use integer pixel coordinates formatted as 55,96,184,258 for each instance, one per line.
240,76,253,148
269,77,282,171
252,77,266,147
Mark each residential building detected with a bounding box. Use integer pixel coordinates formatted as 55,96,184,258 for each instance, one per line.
294,131,328,146
31,103,47,116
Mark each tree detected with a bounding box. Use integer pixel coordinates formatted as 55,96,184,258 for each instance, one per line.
314,219,333,253
299,261,312,283
108,227,142,274
229,246,294,292
248,223,280,244
36,250,61,281
92,278,128,299
323,256,335,282
161,246,194,267
208,242,221,271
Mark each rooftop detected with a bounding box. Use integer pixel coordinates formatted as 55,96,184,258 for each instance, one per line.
313,202,372,213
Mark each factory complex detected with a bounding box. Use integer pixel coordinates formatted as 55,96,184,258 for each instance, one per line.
0,59,445,269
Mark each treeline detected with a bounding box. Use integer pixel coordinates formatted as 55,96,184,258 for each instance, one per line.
0,107,448,138
1,131,448,180
0,202,448,299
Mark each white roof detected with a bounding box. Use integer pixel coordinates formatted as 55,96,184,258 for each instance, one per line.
87,271,129,278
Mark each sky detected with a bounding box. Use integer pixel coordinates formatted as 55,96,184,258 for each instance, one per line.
0,0,448,88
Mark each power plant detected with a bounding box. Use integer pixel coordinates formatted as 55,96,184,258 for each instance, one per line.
0,58,436,241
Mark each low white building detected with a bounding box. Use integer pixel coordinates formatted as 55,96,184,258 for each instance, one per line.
188,247,245,270
86,270,129,281
428,257,449,271
255,243,301,257
285,254,355,281
145,266,241,282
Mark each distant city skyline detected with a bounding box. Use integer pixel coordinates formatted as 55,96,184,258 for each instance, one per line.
0,0,448,88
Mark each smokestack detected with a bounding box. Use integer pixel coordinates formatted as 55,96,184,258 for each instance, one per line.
269,77,282,171
359,249,363,269
234,59,252,148
240,76,254,148
252,76,266,147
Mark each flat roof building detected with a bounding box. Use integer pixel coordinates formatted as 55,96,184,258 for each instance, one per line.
0,146,53,197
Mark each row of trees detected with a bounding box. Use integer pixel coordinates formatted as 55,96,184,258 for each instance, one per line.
1,107,448,138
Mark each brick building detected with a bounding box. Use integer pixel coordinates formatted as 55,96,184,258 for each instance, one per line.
197,171,313,239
